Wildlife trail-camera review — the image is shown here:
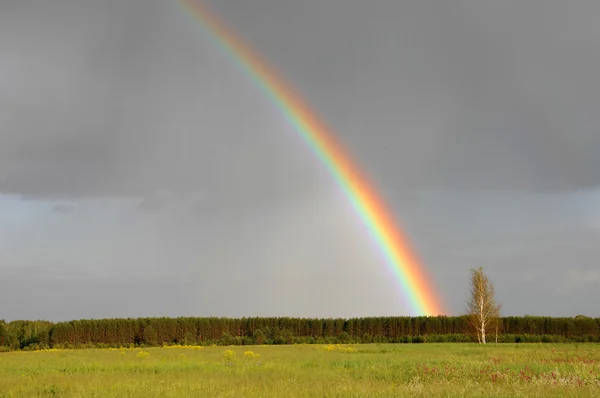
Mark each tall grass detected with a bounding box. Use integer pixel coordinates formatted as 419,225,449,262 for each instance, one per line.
1,343,599,397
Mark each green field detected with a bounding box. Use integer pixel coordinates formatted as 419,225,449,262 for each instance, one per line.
1,343,599,397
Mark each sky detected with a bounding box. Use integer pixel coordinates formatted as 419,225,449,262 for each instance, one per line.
1,0,599,321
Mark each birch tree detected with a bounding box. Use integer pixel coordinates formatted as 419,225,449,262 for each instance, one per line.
466,267,501,344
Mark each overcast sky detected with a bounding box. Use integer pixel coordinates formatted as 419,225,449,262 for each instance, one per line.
1,0,599,321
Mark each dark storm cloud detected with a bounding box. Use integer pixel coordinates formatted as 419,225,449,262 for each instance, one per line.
0,0,324,204
1,0,600,198
206,0,600,193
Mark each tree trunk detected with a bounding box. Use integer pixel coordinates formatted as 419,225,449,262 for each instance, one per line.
481,319,486,344
479,298,486,344
495,322,498,344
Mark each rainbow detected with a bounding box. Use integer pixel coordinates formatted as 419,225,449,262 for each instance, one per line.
180,0,445,316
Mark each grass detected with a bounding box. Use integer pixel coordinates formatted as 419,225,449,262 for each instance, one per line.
0,343,599,397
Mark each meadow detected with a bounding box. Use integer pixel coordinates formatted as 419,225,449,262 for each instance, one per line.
1,343,599,397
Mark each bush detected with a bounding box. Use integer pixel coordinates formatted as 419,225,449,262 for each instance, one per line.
338,331,353,344
361,333,373,344
252,329,266,345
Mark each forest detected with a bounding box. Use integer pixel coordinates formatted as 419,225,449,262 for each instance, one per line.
1,315,599,350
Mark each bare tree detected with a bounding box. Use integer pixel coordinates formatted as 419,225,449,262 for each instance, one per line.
466,267,501,344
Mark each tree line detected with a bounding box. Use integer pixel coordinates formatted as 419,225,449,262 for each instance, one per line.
1,315,599,350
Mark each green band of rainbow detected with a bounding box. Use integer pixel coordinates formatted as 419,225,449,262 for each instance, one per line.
180,0,445,316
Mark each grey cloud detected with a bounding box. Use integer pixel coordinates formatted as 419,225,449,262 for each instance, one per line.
0,265,87,281
137,191,176,211
2,187,600,320
0,276,200,322
137,198,165,211
1,190,415,321
52,203,75,214
565,268,600,289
